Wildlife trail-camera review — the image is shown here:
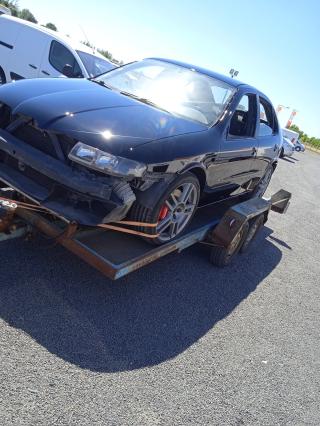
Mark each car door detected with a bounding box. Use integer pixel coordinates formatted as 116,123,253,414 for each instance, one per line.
42,40,84,78
207,93,258,193
255,96,280,178
9,25,47,80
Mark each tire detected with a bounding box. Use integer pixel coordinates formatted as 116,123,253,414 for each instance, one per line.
209,222,249,267
129,172,200,245
240,214,264,253
279,147,284,158
252,166,274,198
295,146,301,152
0,67,6,86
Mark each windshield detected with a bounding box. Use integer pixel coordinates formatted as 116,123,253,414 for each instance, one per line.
97,59,236,125
77,51,116,78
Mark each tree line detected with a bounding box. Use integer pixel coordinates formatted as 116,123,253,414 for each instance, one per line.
289,124,320,150
1,1,121,63
1,0,57,30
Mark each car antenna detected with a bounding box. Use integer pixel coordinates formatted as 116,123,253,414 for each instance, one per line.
79,24,96,54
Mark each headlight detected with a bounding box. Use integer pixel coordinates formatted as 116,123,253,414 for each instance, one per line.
68,142,146,178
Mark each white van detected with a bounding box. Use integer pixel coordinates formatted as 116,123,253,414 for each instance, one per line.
281,128,299,145
0,15,116,85
0,5,12,15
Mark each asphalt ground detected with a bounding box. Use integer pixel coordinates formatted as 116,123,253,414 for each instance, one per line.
0,150,319,425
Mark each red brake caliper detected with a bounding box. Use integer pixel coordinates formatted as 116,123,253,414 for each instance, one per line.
158,204,169,221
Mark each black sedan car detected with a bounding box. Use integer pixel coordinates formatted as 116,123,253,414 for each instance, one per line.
0,58,281,244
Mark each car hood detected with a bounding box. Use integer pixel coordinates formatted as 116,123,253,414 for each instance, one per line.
0,78,207,157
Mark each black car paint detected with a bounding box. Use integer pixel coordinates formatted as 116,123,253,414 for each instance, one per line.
0,59,280,225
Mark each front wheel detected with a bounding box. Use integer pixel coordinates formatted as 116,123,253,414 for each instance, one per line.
295,146,301,152
129,172,200,245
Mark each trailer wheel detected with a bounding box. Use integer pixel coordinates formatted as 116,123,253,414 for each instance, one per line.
240,214,264,254
209,222,249,267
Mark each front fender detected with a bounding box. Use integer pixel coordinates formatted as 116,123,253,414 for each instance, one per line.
133,176,176,209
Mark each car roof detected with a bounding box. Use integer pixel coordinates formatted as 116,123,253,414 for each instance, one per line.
0,15,107,60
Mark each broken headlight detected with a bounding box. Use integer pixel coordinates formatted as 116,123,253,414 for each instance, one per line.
68,142,146,178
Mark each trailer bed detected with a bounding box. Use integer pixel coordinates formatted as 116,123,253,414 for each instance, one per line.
0,190,291,280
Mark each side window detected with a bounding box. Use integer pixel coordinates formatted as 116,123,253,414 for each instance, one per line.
211,86,233,105
49,41,82,77
229,94,257,138
259,97,278,136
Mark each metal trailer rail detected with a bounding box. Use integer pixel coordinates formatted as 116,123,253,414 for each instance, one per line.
0,189,291,280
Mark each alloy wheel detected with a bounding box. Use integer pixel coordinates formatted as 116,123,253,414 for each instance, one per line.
156,182,198,242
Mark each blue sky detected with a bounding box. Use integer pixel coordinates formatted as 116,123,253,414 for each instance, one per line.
20,0,320,136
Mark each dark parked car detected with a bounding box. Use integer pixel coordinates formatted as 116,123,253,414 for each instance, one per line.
0,58,281,244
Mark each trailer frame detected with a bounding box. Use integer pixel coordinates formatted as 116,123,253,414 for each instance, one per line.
0,189,291,280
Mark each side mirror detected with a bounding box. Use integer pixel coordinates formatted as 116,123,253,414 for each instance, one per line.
62,64,74,78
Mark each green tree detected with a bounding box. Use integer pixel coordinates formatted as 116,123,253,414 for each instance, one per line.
43,22,57,31
97,48,113,61
81,41,122,64
289,124,303,138
289,125,320,150
19,8,37,23
0,0,19,16
81,40,94,48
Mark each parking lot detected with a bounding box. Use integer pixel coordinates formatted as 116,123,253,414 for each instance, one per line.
0,150,319,425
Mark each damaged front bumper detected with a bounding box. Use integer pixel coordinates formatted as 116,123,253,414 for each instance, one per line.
0,129,136,225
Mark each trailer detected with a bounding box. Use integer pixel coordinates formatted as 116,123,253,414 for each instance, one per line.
0,188,291,280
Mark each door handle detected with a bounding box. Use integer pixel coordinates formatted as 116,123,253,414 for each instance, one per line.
41,70,50,76
29,64,37,69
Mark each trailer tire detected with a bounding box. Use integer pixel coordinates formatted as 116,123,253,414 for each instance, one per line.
209,222,249,267
240,214,264,254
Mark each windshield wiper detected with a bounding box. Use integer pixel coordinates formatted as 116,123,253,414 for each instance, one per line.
119,90,170,113
90,79,113,90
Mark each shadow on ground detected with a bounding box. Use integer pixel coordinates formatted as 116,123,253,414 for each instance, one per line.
0,226,283,372
281,157,297,164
